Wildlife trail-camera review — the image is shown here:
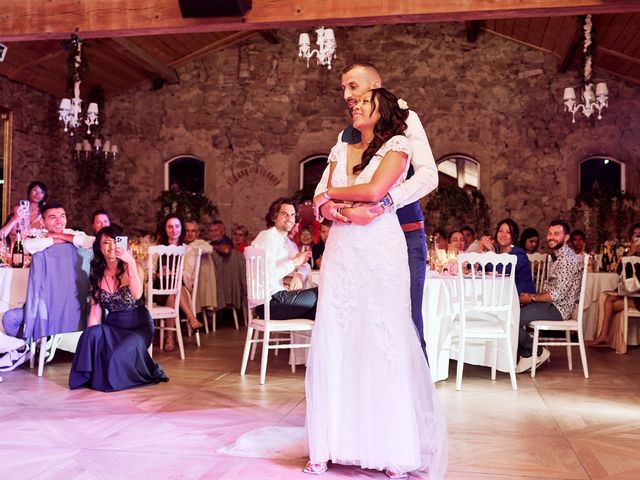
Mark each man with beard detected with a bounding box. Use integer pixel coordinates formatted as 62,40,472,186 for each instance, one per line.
515,220,582,373
251,197,317,320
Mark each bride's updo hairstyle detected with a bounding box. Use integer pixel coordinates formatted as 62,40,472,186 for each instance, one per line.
353,88,409,175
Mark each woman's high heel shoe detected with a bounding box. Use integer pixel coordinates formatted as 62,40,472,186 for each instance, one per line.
303,461,328,475
188,318,204,332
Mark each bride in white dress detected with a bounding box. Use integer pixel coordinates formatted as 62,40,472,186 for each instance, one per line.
305,88,447,479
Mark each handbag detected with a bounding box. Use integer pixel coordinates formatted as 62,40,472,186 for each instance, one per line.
618,273,640,295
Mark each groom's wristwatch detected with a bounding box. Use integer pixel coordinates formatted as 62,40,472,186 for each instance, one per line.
379,194,394,212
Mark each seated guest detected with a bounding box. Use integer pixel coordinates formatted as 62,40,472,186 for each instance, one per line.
591,223,640,353
10,180,48,231
299,227,314,268
312,222,331,270
479,218,535,294
91,209,111,234
233,225,250,253
462,225,482,253
433,228,448,251
23,201,94,254
209,220,234,256
184,220,217,313
183,220,213,291
570,229,587,257
69,226,168,391
448,230,465,254
251,197,317,319
516,220,582,373
518,227,540,254
158,215,204,352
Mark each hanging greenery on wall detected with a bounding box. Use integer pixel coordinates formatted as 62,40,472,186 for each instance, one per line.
424,185,491,235
155,191,218,226
571,187,638,244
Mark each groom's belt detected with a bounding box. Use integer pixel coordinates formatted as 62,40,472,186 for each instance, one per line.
401,221,424,233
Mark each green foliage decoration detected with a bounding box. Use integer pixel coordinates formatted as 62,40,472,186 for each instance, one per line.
424,185,491,235
155,190,219,226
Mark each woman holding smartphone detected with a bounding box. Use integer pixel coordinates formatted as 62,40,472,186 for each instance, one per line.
69,225,168,392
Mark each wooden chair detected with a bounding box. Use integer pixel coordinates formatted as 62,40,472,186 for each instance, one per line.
146,245,187,360
240,247,314,384
530,255,590,378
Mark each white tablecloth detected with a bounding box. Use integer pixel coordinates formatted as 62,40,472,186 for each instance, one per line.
0,267,29,314
423,272,520,382
582,272,619,340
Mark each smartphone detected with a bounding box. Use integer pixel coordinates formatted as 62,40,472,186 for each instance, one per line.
115,236,128,250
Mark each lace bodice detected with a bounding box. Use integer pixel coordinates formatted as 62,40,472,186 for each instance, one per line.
100,286,144,312
328,135,412,188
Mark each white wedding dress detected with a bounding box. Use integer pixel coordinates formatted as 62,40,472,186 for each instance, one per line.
305,135,448,477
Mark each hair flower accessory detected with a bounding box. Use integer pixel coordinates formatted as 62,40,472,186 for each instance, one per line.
397,98,409,110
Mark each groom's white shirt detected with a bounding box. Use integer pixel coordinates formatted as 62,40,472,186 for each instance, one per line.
314,110,438,209
251,227,311,296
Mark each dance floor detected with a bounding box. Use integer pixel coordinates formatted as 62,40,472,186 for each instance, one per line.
1,327,639,480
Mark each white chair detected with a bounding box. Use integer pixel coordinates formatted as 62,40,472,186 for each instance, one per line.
451,252,518,391
181,248,202,347
530,255,590,378
146,245,187,360
208,306,240,332
240,246,314,384
527,253,548,294
620,256,640,346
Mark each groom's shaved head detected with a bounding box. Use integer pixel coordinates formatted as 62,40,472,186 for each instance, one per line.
342,62,382,85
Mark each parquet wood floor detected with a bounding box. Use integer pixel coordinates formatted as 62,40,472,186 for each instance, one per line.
1,327,639,479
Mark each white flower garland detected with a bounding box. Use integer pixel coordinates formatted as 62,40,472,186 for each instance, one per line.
583,15,593,83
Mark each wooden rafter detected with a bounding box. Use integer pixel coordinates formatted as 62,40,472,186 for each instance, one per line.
111,38,179,84
168,31,259,68
2,0,640,42
557,18,583,72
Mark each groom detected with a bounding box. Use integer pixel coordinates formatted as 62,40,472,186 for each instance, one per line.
314,62,438,361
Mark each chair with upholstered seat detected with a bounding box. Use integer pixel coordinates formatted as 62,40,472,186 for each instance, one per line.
530,255,590,378
146,245,187,360
240,246,314,384
451,252,519,391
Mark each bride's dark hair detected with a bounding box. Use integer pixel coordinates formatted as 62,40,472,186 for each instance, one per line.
353,88,409,175
89,225,126,302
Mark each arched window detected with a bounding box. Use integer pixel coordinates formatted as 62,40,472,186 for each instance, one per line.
300,154,328,192
164,155,205,193
437,154,480,191
579,156,625,192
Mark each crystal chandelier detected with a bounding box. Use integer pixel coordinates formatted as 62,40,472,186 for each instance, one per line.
563,15,608,124
298,27,337,70
58,34,99,135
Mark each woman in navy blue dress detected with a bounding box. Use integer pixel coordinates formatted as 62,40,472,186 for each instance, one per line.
480,218,535,295
69,226,168,392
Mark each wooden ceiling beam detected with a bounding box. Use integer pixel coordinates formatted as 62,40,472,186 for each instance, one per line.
557,18,583,72
111,37,179,84
2,1,640,42
168,31,259,68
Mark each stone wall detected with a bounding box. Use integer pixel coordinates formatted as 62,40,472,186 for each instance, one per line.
4,22,640,242
0,76,74,223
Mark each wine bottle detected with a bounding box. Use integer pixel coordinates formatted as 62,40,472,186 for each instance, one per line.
12,230,24,268
601,245,610,272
